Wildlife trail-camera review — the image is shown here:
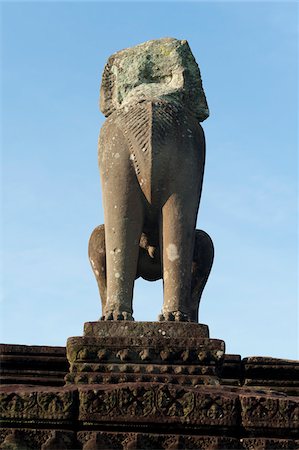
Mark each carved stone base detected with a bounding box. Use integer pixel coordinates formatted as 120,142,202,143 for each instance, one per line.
0,384,77,426
1,428,298,449
1,323,298,449
65,322,225,386
77,431,240,449
0,429,76,450
78,383,238,429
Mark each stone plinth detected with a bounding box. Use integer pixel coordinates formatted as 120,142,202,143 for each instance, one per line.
1,334,299,449
83,321,209,338
65,322,225,386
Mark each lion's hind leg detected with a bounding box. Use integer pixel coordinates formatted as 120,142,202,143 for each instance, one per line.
189,230,214,323
88,225,107,317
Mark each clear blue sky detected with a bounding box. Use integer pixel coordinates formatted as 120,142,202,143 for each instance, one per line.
1,1,298,359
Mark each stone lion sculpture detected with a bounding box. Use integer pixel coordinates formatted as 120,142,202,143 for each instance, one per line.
89,38,214,322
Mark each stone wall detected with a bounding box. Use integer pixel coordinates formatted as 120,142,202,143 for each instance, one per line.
0,325,298,449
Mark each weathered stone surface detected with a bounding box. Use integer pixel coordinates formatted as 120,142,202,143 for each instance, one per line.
89,226,214,323
220,354,242,386
1,346,298,448
84,320,209,338
1,417,299,448
241,437,299,449
3,343,298,396
92,38,212,322
100,37,209,121
0,385,77,423
66,372,220,387
0,344,68,386
0,429,76,450
66,336,224,365
240,390,299,433
243,357,299,395
78,431,239,449
78,383,238,428
66,322,225,386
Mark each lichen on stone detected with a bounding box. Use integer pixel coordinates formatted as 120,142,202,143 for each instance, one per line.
100,37,209,121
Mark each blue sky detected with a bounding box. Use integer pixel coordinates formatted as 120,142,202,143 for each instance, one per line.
1,1,298,359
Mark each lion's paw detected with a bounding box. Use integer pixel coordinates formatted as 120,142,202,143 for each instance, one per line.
158,310,190,322
101,310,134,321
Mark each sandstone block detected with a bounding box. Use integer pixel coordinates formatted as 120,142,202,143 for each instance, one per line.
100,37,209,121
66,322,225,386
243,356,299,395
0,429,76,450
77,431,240,450
78,383,238,429
0,385,77,423
240,391,299,433
83,321,209,339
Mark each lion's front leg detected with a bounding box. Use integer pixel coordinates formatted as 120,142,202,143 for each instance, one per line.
159,193,198,322
158,124,205,322
99,128,144,321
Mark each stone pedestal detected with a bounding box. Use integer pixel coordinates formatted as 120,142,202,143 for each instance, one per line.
64,322,242,449
1,325,298,449
65,322,225,387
